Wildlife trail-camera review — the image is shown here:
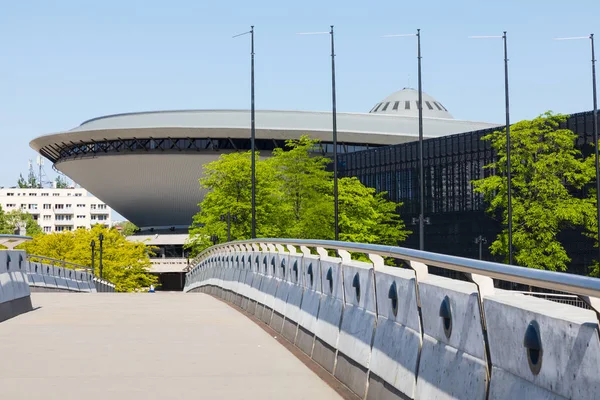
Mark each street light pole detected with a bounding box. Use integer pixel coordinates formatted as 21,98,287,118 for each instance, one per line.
383,30,427,249
417,29,425,251
250,26,256,239
475,235,487,260
90,239,96,275
98,233,104,279
469,32,512,264
233,26,257,239
592,33,600,264
554,33,599,264
330,25,339,241
503,31,513,265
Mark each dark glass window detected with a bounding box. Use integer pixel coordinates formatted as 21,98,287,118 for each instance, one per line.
440,103,448,111
393,101,400,110
369,103,380,113
405,101,410,110
434,102,443,111
381,102,390,111
425,101,434,110
373,103,383,112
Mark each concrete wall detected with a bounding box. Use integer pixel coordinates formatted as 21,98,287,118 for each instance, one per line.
26,260,112,293
184,245,600,400
0,250,33,322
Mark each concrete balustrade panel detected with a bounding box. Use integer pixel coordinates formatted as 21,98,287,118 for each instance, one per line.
271,251,291,332
254,252,273,320
260,252,280,324
368,266,421,400
239,252,253,310
295,254,322,356
54,266,71,291
246,253,262,315
415,275,488,400
31,262,47,289
281,254,305,343
0,251,33,322
334,260,376,398
484,291,600,400
7,251,29,299
65,269,81,291
41,263,58,288
230,254,243,305
313,256,344,373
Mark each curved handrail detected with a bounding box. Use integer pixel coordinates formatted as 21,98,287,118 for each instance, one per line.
189,238,600,300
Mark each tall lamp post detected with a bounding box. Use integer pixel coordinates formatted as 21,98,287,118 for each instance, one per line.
233,26,257,239
470,32,513,265
475,235,487,260
384,29,427,250
90,239,96,275
554,33,599,264
98,233,104,279
297,26,339,241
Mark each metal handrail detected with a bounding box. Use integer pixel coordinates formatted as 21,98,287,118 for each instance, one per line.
190,238,600,300
26,254,91,271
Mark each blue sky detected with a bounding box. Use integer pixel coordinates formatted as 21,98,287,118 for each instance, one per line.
1,0,599,189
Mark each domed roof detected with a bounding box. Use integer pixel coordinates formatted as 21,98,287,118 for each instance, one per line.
369,88,453,119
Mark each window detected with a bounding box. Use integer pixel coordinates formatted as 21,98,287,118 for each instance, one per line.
55,226,72,232
6,193,14,196
405,101,410,110
91,215,97,220
53,193,59,197
67,193,71,196
43,226,52,233
29,192,37,196
20,204,26,209
43,204,51,209
77,226,86,229
393,101,399,111
28,204,38,210
77,204,85,208
55,215,72,221
372,103,383,112
97,214,108,221
65,204,72,209
381,102,390,111
75,193,82,197
6,203,15,208
434,102,443,111
97,204,107,210
43,215,51,221
90,204,96,210
425,101,434,110
77,215,85,219
55,204,64,209
41,193,49,197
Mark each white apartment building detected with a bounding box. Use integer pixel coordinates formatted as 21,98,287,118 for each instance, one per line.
0,187,112,233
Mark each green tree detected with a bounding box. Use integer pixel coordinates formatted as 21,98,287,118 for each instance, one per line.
22,225,158,292
115,221,139,236
55,175,69,188
17,173,38,188
473,112,595,271
0,209,43,236
187,136,410,254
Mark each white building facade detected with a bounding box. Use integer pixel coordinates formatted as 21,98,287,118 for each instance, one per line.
0,188,112,233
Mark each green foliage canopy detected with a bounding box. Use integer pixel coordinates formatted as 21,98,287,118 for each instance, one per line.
0,208,43,236
187,136,410,254
22,225,158,292
473,112,596,271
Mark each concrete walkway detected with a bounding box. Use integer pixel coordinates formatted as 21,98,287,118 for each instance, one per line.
0,293,341,400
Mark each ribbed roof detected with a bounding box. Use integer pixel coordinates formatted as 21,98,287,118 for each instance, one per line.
369,88,453,119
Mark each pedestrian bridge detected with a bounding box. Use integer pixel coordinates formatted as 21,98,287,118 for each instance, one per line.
2,239,600,399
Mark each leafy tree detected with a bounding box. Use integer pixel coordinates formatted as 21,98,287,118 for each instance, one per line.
22,225,158,292
55,175,69,188
0,209,43,236
473,112,595,271
115,221,139,236
17,173,38,188
187,136,410,254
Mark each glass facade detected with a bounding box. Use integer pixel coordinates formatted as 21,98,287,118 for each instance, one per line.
41,137,382,164
339,111,600,274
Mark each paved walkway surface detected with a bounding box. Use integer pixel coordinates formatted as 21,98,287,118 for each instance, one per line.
0,293,341,400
